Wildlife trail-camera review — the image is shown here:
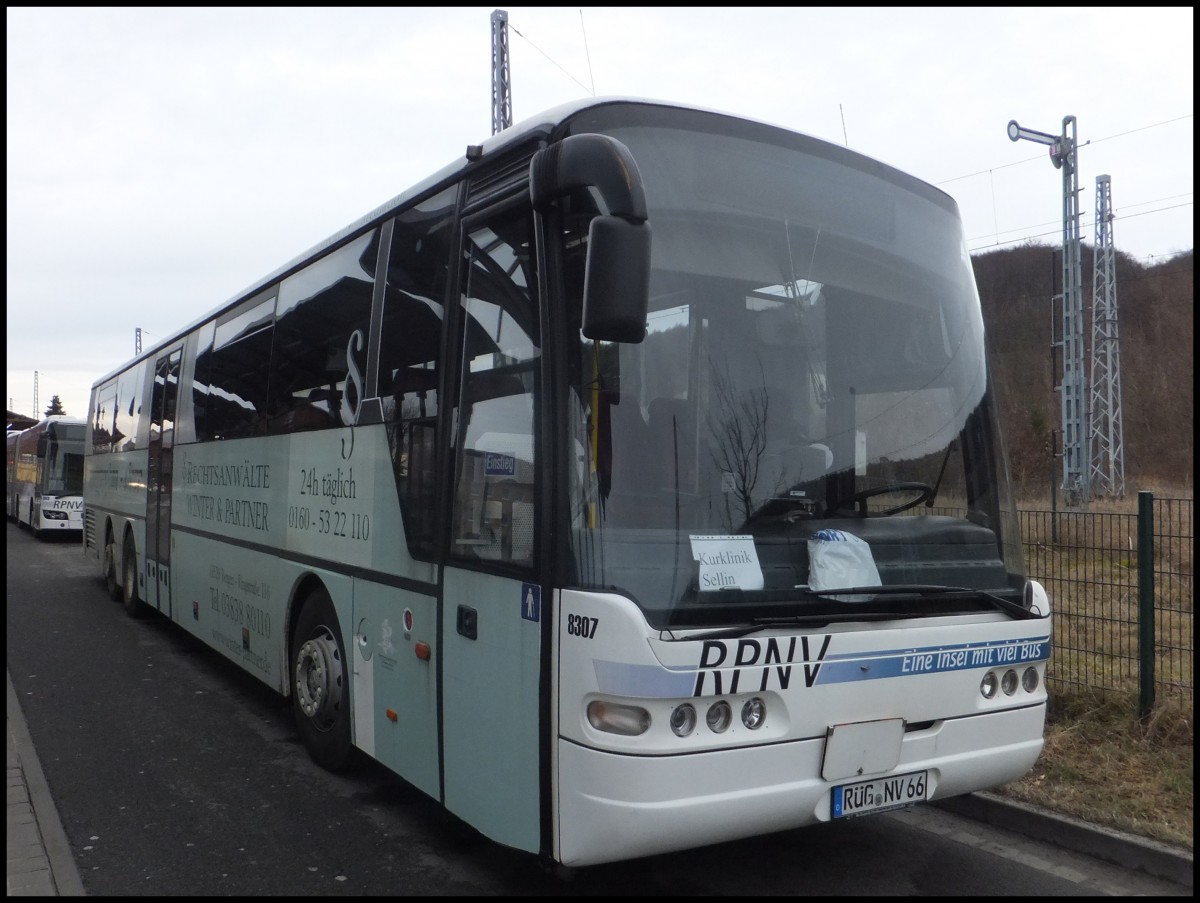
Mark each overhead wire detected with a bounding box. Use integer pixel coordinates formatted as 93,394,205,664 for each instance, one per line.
967,199,1194,259
944,114,1193,256
507,19,594,96
937,114,1194,187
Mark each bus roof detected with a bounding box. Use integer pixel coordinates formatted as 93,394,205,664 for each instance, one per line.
87,95,928,390
21,416,87,433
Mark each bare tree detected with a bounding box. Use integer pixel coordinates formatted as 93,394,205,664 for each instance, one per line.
707,362,770,530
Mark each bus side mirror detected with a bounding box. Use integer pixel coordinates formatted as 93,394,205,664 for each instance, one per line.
36,435,48,458
531,133,652,344
583,216,650,344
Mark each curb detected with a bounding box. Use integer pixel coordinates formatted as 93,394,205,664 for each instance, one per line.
7,671,86,897
935,791,1193,889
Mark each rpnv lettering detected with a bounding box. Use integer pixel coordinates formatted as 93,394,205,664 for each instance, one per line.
694,634,831,695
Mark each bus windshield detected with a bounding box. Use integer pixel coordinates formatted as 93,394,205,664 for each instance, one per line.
561,105,1025,629
45,423,85,495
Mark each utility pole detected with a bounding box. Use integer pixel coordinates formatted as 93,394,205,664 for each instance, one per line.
1088,174,1125,498
33,371,39,419
1008,116,1087,506
491,9,512,135
136,327,143,355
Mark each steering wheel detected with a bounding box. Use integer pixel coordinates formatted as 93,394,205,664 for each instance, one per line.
832,481,934,516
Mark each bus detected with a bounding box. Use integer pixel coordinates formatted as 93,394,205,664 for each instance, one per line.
82,97,1052,869
6,429,20,519
11,416,86,535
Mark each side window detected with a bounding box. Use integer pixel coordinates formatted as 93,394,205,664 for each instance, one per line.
113,360,147,452
197,290,276,441
89,380,118,454
175,328,203,445
150,349,182,448
380,187,456,559
267,229,379,434
190,321,215,442
451,205,540,568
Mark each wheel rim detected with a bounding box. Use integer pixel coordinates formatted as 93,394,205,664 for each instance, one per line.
295,628,344,732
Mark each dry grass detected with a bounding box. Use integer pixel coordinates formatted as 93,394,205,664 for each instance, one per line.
995,689,1194,851
994,486,1194,852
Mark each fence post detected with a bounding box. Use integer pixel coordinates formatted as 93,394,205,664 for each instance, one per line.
1049,431,1059,543
1137,491,1155,720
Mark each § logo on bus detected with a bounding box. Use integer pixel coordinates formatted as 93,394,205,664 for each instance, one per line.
403,608,414,633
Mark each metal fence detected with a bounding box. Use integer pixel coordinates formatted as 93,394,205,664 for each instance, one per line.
1019,492,1193,713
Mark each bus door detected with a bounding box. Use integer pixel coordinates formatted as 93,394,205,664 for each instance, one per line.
440,203,543,856
145,346,182,616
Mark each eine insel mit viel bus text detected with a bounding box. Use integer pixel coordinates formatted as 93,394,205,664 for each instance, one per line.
81,97,1052,869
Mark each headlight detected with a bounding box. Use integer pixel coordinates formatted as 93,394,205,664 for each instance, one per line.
1022,666,1040,693
980,671,999,699
586,700,650,736
741,697,767,730
705,700,732,733
670,703,697,737
1001,669,1019,696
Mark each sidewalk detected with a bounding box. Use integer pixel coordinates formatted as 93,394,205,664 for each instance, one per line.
7,664,1191,895
7,672,84,897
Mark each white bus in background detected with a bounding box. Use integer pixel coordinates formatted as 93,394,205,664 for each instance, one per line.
11,416,86,535
6,429,21,519
82,97,1052,869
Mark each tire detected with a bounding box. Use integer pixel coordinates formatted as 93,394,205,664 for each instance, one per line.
121,539,145,618
104,535,122,601
290,588,353,772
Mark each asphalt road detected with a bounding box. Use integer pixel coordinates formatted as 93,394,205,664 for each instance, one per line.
5,522,1189,895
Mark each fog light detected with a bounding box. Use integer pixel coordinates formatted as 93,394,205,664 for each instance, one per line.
741,697,767,730
670,703,697,737
980,671,999,699
706,700,732,733
1001,669,1019,696
1022,666,1040,693
586,700,650,736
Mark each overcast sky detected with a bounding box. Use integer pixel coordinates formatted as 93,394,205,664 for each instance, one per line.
6,6,1193,422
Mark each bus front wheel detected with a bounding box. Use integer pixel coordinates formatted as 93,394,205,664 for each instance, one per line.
291,588,353,772
121,540,144,618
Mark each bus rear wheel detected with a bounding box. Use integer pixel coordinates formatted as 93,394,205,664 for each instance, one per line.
104,536,122,601
121,540,144,618
291,588,352,772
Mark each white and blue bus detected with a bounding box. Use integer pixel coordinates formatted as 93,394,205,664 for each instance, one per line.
83,97,1051,869
10,416,86,535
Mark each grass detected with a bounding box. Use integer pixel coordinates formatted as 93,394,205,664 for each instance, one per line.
994,688,1194,852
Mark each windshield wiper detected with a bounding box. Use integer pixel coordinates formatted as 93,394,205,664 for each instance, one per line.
682,608,932,641
802,583,1042,620
671,584,1041,640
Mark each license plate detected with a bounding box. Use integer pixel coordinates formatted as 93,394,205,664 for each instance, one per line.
831,770,928,818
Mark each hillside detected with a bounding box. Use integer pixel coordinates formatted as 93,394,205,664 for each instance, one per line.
972,245,1193,498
